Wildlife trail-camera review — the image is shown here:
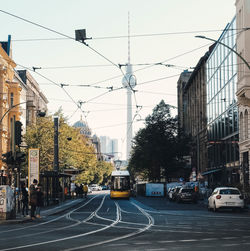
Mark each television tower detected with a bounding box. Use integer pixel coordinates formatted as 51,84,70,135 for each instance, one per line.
122,13,136,160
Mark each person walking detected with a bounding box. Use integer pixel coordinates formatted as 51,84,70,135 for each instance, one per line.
83,184,88,198
36,184,44,218
21,183,29,217
29,179,38,220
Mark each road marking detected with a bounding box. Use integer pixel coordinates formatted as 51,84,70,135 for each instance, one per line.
222,237,237,240
134,242,151,245
221,243,240,247
201,238,218,241
158,240,176,243
108,243,128,247
179,239,198,242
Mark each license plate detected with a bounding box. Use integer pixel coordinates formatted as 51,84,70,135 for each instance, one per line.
226,202,235,205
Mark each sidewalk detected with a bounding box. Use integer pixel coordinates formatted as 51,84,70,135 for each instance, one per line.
0,198,84,225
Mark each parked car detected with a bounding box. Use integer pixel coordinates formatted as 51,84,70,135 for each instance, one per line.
176,187,197,203
208,187,244,212
172,186,182,201
168,187,175,200
89,184,102,191
101,185,109,190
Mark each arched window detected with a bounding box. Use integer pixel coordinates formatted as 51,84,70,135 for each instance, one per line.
240,112,243,140
245,110,248,139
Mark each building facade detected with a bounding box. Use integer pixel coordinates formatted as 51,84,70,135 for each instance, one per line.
0,39,21,184
17,70,48,126
235,0,250,188
178,53,209,181
206,17,239,186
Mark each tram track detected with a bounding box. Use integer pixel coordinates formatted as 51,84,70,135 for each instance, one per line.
0,195,120,250
0,195,100,241
0,195,155,250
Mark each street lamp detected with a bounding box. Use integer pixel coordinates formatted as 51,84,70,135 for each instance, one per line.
195,35,250,70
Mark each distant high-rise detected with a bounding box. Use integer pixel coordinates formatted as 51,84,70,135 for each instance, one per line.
100,136,119,160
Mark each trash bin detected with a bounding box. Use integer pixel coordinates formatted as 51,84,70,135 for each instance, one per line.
0,185,15,220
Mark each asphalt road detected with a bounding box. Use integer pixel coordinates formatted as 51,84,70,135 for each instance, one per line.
0,190,250,251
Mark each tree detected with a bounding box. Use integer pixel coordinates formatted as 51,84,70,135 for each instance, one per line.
128,100,190,182
25,112,97,178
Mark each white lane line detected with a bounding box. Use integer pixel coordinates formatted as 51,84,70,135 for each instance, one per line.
221,243,240,247
222,237,238,240
179,239,198,242
108,243,128,247
201,238,218,241
146,249,166,251
134,242,151,245
158,240,176,243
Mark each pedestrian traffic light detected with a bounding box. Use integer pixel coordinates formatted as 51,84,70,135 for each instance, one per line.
16,151,26,163
15,121,23,146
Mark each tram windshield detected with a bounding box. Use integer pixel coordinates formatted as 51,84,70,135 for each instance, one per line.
111,176,130,191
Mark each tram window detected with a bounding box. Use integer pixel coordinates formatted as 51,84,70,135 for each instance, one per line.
111,176,130,191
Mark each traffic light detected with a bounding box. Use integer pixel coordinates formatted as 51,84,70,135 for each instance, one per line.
15,121,23,146
16,151,26,163
2,151,14,164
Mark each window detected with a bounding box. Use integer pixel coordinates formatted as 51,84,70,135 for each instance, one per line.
10,93,14,107
245,110,248,139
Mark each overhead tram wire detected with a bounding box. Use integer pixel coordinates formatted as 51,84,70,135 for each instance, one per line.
12,28,246,42
15,63,90,119
0,9,139,110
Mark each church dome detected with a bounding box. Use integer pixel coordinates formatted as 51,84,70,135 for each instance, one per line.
73,117,91,137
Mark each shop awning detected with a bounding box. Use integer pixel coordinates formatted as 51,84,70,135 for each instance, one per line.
201,169,221,176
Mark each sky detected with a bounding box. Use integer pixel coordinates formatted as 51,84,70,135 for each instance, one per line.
0,0,236,159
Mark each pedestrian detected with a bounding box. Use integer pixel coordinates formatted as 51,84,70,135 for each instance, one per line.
83,184,88,198
29,179,38,220
36,184,44,218
79,184,83,198
21,183,29,217
75,184,79,198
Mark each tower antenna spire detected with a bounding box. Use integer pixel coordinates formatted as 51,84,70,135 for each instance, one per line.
128,11,130,64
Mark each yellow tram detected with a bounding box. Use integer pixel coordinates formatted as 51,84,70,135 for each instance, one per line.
110,170,130,199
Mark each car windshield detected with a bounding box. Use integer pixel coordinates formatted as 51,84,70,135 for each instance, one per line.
219,189,240,195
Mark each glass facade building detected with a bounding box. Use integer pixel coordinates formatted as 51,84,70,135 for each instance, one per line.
206,17,239,184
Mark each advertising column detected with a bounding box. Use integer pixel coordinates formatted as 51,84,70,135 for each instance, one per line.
28,148,39,187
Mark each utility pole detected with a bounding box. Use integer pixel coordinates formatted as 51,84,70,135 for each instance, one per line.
53,117,59,202
54,117,59,172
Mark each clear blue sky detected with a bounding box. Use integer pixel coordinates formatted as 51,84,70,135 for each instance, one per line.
0,0,236,159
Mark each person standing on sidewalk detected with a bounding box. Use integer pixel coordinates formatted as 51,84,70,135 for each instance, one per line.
36,184,44,218
21,183,29,217
29,179,38,220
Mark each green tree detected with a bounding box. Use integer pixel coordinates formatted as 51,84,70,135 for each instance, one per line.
25,113,97,178
128,100,190,182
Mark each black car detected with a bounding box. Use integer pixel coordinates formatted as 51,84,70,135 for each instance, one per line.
176,188,197,203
